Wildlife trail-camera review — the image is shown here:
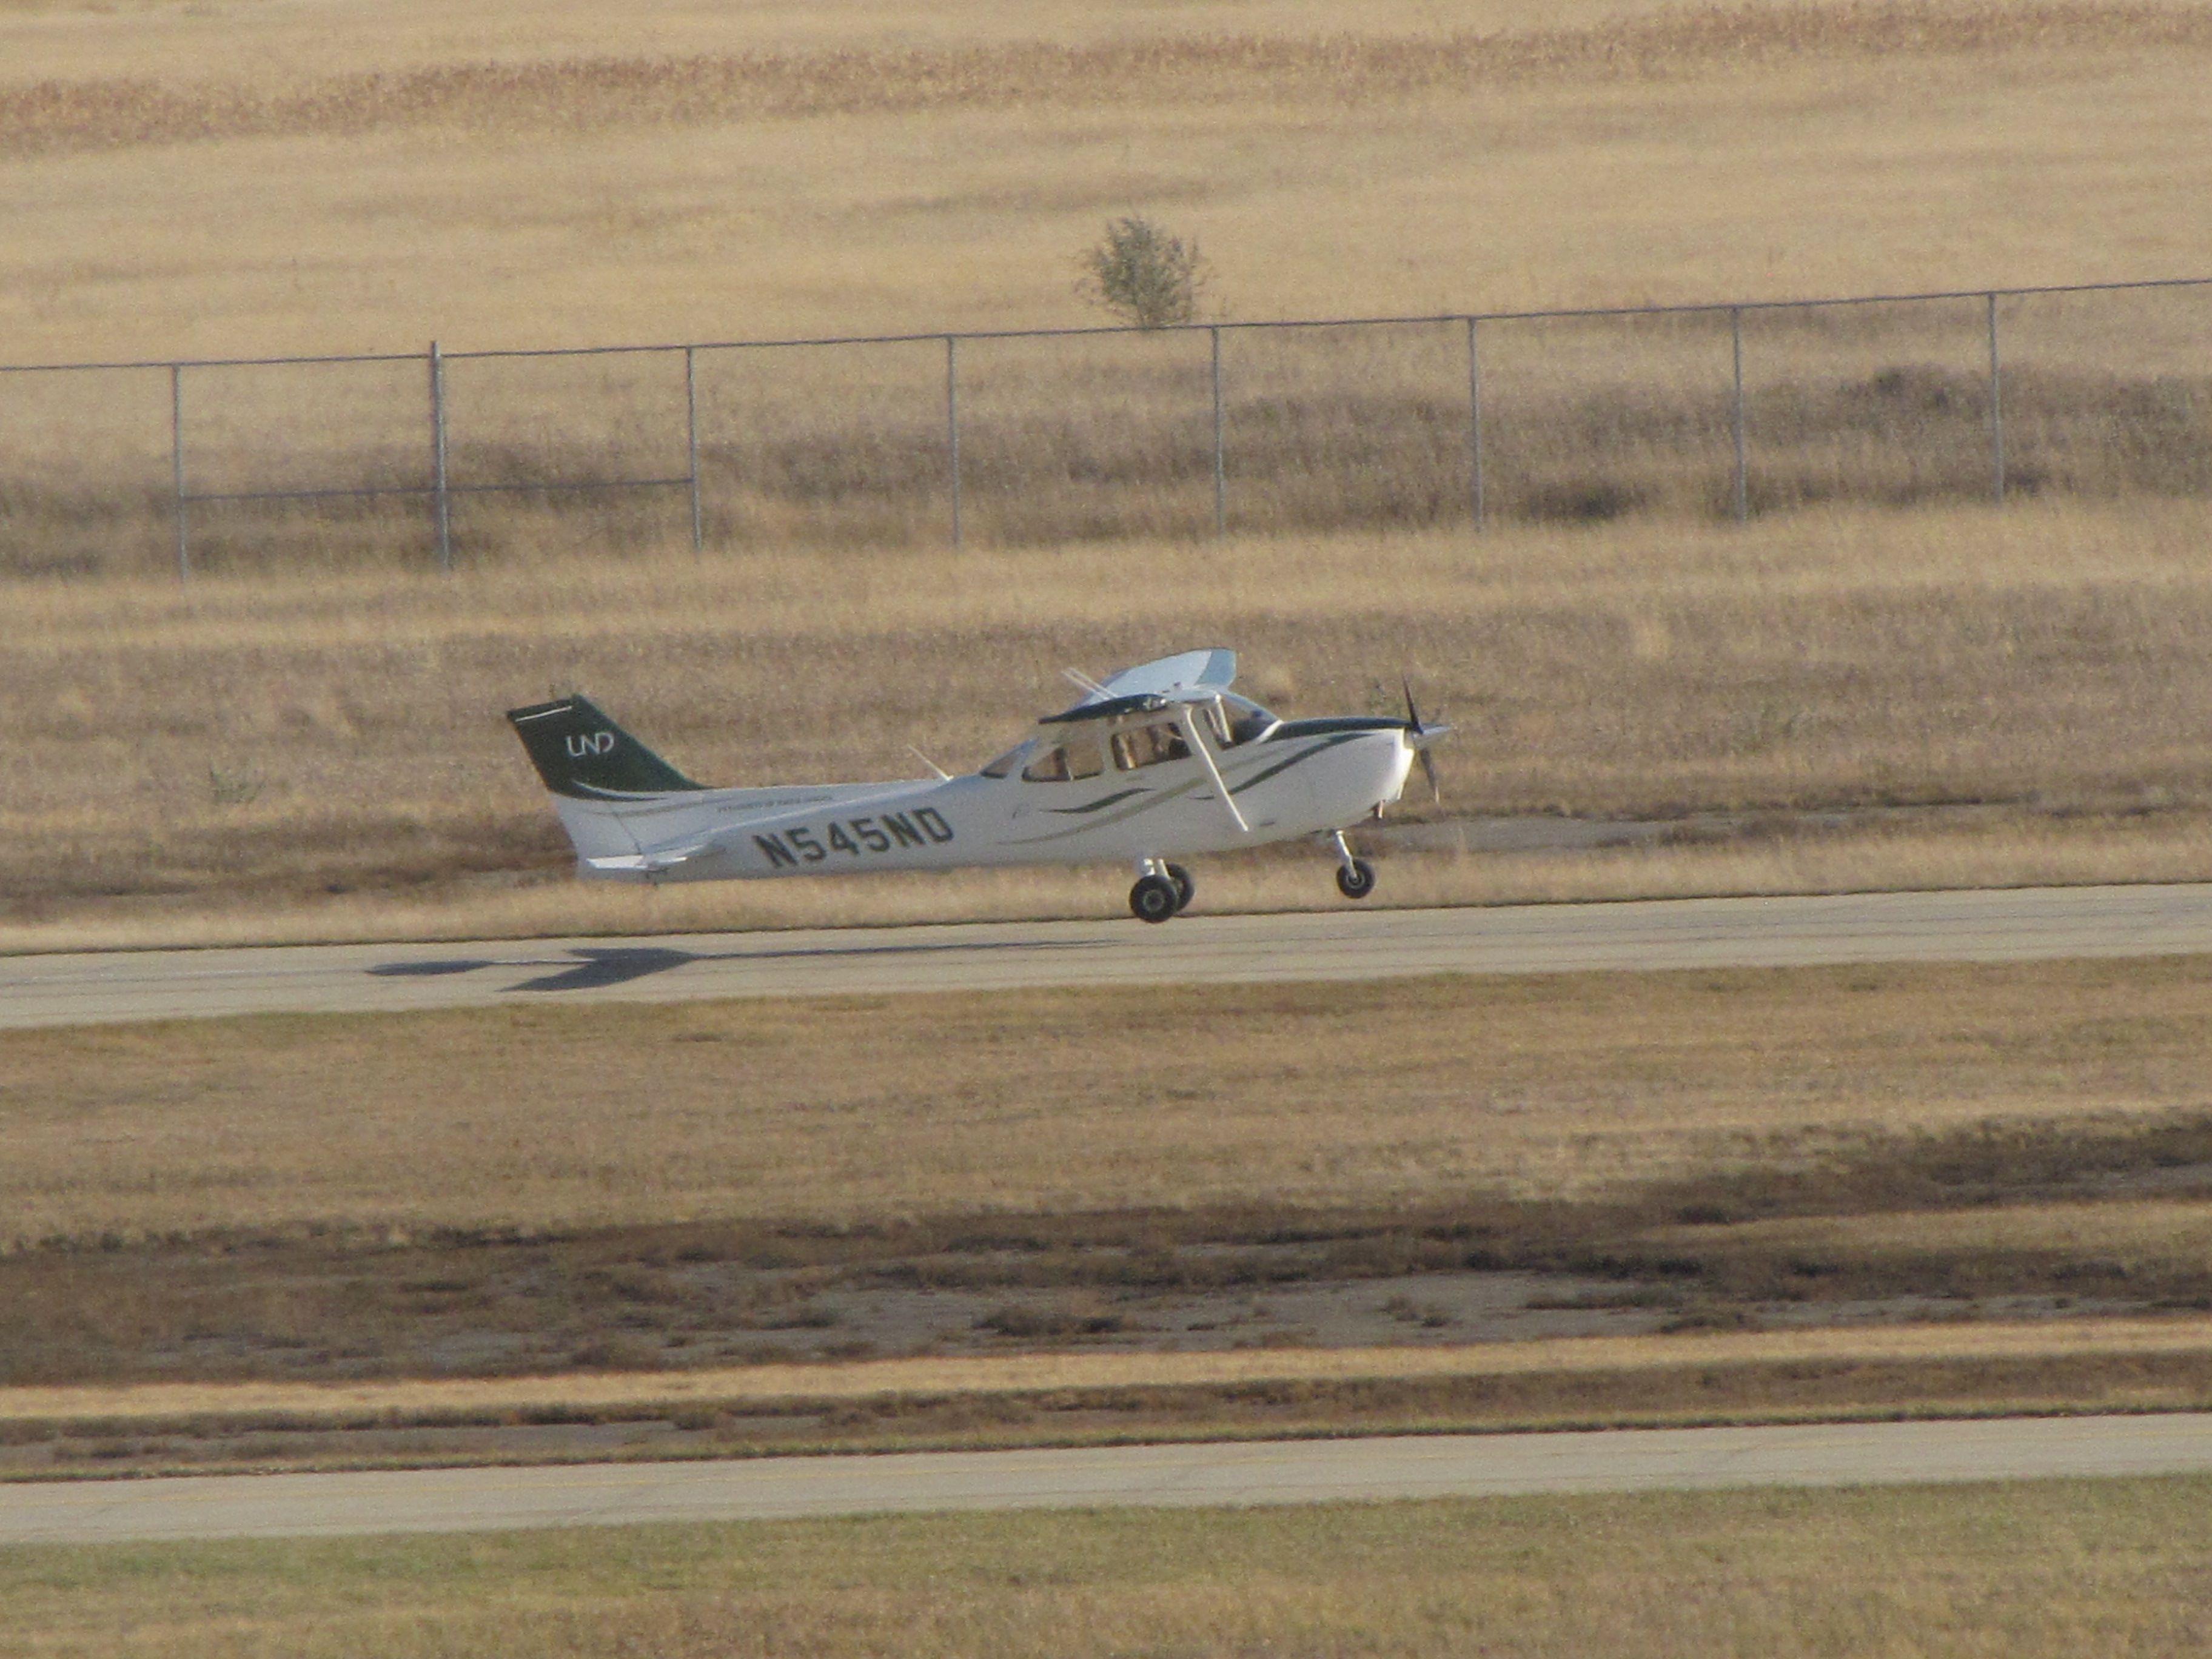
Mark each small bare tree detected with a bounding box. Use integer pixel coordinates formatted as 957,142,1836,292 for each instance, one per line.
1077,217,1210,329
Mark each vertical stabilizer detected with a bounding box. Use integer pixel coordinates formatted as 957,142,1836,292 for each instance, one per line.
505,696,705,800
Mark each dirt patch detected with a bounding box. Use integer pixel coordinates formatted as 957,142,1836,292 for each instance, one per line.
11,1110,2212,1392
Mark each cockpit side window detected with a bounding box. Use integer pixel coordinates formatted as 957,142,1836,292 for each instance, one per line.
1111,720,1191,771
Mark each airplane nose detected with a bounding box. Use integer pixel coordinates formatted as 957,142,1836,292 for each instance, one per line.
1379,731,1417,803
1401,716,1449,805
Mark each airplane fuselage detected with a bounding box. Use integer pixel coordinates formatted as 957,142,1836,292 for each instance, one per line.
558,717,1416,883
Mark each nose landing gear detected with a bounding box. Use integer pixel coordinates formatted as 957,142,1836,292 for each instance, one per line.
1330,831,1377,900
1130,859,1196,922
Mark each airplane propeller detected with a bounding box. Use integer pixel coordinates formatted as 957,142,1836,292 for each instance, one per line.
1402,677,1446,805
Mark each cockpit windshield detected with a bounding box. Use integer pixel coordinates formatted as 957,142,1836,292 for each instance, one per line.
979,741,1034,779
1216,694,1277,745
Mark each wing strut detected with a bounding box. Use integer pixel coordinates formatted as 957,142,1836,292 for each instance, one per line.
1177,708,1250,834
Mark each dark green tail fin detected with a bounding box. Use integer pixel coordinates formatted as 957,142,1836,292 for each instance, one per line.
506,695,705,799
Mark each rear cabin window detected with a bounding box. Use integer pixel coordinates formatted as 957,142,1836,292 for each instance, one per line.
1023,737,1103,782
1111,721,1190,771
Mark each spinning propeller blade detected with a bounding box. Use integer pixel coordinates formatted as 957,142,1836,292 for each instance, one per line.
1403,677,1445,805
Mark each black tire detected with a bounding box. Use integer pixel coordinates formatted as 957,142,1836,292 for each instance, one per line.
1335,858,1377,900
1164,863,1195,911
1130,874,1181,923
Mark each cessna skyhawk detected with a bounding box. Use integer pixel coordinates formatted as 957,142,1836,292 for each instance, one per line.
507,649,1447,922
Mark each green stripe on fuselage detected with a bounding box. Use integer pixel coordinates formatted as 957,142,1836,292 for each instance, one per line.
1000,736,1356,846
1044,786,1149,816
1228,732,1362,796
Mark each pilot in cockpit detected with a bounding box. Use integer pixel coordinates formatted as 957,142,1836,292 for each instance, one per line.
1111,720,1190,771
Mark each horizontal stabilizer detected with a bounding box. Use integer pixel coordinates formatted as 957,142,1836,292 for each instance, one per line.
583,840,716,876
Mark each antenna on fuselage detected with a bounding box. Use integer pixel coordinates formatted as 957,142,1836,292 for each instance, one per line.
908,745,953,780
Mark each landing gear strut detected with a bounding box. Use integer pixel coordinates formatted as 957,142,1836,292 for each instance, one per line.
1330,831,1376,900
1130,857,1194,923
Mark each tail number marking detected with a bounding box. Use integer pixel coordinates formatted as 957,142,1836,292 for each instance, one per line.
566,731,617,757
752,809,954,871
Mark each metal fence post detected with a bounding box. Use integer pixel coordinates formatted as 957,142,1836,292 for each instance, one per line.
1987,291,2006,504
685,346,703,553
170,363,189,581
1730,307,1749,523
1210,326,1227,535
1466,317,1486,532
945,335,962,549
429,341,451,572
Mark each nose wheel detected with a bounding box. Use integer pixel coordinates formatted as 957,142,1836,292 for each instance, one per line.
1329,831,1377,900
1130,859,1196,922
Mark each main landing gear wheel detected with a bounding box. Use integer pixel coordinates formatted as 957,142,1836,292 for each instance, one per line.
1130,874,1182,923
1164,863,1195,911
1335,858,1377,900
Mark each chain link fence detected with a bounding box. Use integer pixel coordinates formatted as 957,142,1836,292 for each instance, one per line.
3,275,2208,578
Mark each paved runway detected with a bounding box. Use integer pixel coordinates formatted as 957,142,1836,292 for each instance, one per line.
5,883,2212,1029
7,1415,2211,1544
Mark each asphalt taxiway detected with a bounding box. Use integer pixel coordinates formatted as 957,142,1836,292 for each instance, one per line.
7,1413,2211,1544
5,882,2211,1030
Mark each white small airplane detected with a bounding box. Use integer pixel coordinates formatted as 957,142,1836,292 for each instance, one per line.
507,649,1447,922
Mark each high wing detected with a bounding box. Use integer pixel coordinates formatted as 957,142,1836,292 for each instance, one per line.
1084,649,1236,705
1048,649,1236,723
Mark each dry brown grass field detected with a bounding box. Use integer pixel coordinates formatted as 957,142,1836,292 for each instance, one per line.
16,1318,2212,1434
5,0,2210,360
8,1479,2212,1658
8,1318,2212,1467
5,500,2211,947
12,958,2212,1245
2,0,2211,569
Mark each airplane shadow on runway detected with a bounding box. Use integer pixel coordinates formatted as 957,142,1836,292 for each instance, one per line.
368,937,1103,993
